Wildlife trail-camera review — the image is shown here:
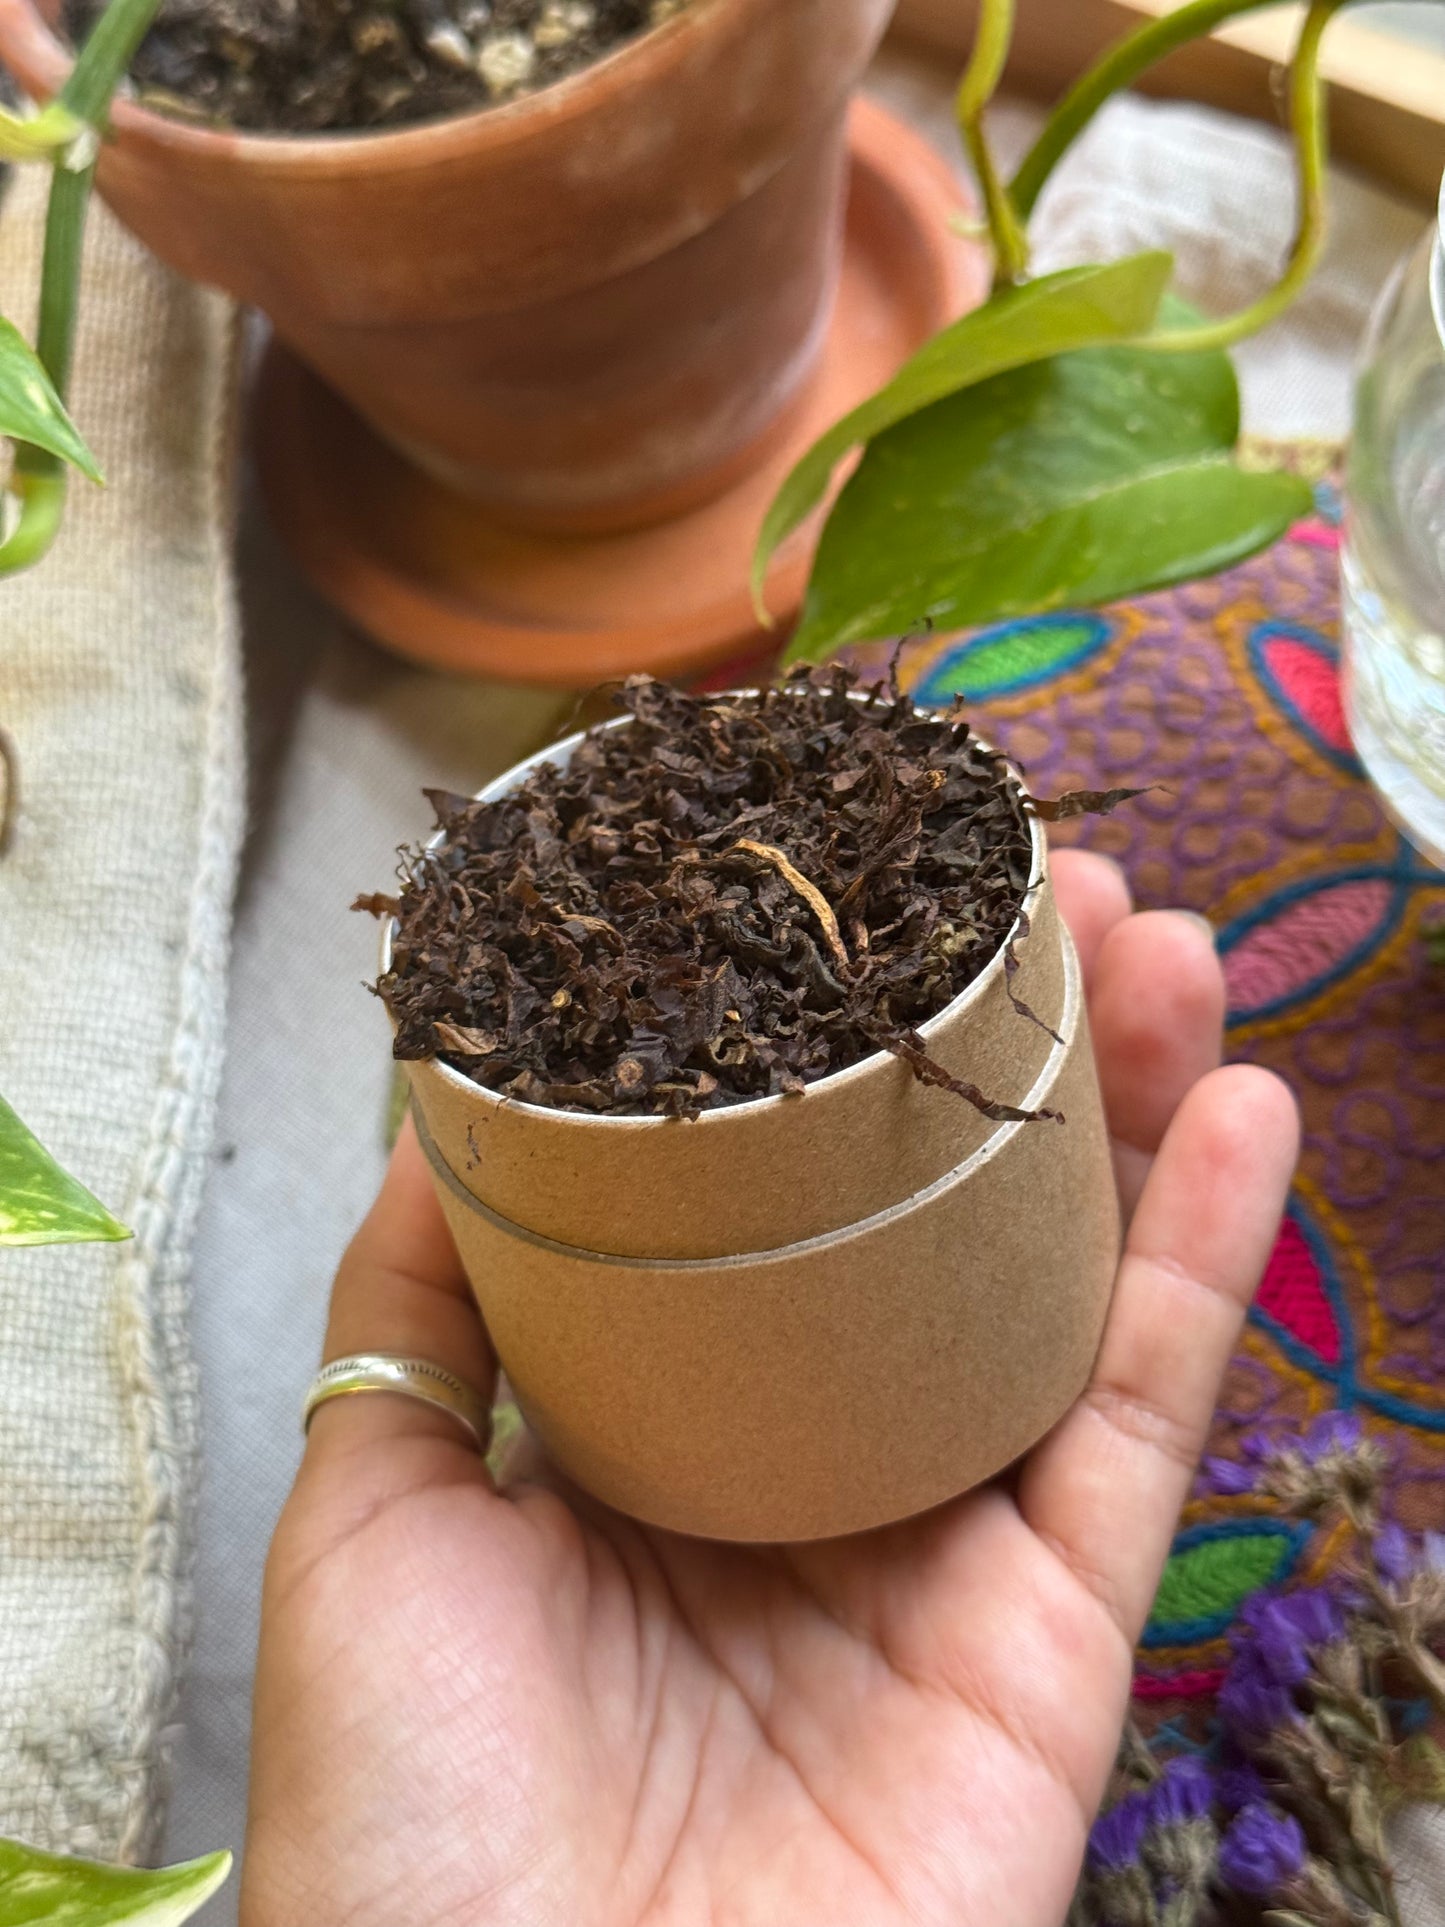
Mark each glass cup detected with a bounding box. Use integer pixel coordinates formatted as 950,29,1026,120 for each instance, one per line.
1341,175,1445,868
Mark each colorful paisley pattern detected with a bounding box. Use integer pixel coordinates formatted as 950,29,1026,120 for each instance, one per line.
848,463,1445,1724
1254,1210,1344,1370
1219,872,1410,1024
1143,1521,1308,1649
909,613,1114,704
1248,622,1359,772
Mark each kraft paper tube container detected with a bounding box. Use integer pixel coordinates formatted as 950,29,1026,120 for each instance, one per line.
391,713,1121,1542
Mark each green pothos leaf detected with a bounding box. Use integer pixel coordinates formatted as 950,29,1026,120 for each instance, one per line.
0,101,86,162
0,1093,130,1246
752,250,1175,614
787,307,1312,663
0,1838,230,1925
0,320,103,482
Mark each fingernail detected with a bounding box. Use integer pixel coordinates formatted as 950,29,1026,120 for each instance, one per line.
1175,910,1217,946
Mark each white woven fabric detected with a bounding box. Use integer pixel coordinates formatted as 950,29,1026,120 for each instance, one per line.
0,168,241,1861
1026,94,1426,440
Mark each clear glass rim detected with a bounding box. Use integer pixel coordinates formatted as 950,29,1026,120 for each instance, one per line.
1434,172,1445,348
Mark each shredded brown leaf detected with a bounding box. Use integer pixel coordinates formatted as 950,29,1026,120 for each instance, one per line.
1003,906,1064,1047
877,1029,1063,1126
726,839,850,968
359,669,1137,1117
433,1023,501,1056
1026,785,1156,821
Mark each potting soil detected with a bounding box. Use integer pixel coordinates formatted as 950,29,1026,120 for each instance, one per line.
63,0,692,132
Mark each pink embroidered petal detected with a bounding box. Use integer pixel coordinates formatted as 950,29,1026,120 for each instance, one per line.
1290,518,1342,552
1258,631,1351,755
1223,877,1395,1021
1255,1218,1341,1365
1133,1668,1228,1701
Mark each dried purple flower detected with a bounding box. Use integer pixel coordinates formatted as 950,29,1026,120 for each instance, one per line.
1301,1410,1363,1459
1375,1521,1414,1587
1217,1801,1307,1897
1204,1413,1390,1528
1238,1587,1346,1685
1088,1791,1150,1871
1198,1455,1257,1497
1217,1763,1268,1813
1219,1644,1298,1740
1371,1523,1445,1602
1143,1757,1215,1829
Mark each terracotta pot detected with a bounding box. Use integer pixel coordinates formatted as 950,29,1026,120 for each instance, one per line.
0,0,895,533
392,716,1121,1542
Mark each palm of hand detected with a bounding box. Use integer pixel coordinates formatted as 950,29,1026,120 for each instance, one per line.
244,854,1298,1927
255,1438,1119,1927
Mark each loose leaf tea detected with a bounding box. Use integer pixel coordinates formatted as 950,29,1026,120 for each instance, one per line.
363,671,1076,1119
1026,785,1153,821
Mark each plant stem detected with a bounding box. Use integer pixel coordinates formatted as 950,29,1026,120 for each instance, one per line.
0,466,69,575
1146,0,1340,354
0,0,161,575
32,157,91,406
955,0,1030,285
1009,0,1356,221
59,0,164,126
0,723,19,857
0,161,90,575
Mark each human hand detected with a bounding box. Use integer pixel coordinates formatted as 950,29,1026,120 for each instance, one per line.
242,850,1298,1927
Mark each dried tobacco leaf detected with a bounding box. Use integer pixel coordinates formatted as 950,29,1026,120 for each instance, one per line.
1026,785,1155,821
873,1029,1063,1126
1003,906,1064,1047
361,670,1123,1119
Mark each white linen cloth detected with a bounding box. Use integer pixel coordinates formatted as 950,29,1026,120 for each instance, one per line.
0,169,241,1861
148,54,1435,1922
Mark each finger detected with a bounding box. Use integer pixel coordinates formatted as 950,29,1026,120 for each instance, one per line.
1018,1064,1298,1647
1049,847,1133,993
1087,909,1225,1216
305,1116,498,1466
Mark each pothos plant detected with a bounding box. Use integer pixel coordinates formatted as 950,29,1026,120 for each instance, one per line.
0,0,160,1253
754,0,1355,661
0,0,159,577
0,1838,230,1926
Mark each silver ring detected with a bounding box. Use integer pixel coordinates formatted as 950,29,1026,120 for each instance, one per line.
302,1353,491,1452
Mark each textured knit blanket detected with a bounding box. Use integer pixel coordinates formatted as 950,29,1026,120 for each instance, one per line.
0,170,241,1860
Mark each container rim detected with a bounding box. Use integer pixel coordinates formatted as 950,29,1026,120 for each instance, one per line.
0,0,720,168
1432,170,1445,351
380,692,1047,1132
415,920,1079,1266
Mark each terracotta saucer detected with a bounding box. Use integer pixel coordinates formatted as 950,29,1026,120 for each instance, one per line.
254,96,986,688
